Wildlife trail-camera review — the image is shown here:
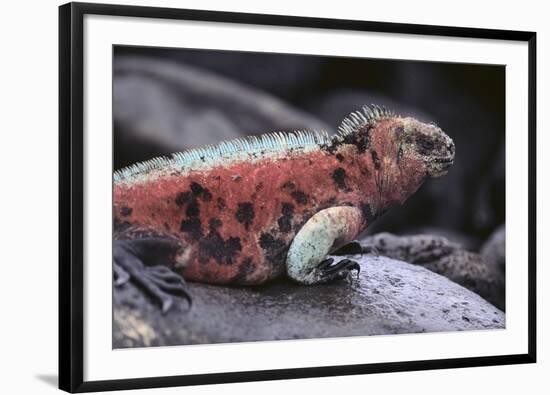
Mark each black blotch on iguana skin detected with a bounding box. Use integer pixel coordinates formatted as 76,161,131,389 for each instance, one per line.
371,150,381,170
259,233,288,264
175,191,192,207
175,188,201,218
339,125,372,153
120,206,133,216
335,153,344,162
232,257,255,283
209,218,222,232
180,217,202,240
216,197,226,210
186,199,200,218
198,232,241,265
280,181,295,191
282,182,309,204
291,190,308,205
331,167,348,190
360,167,371,178
202,190,212,202
322,123,371,154
235,202,255,230
190,182,205,195
190,182,212,202
319,197,337,210
320,140,338,154
277,203,294,233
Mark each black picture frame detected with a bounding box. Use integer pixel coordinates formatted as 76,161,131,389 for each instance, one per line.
59,2,537,392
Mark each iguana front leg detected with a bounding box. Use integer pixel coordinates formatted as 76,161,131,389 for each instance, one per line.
286,206,365,284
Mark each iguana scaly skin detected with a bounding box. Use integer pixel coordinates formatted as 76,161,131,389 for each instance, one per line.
113,105,455,311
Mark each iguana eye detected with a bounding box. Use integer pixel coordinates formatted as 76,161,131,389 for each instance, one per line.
416,134,436,154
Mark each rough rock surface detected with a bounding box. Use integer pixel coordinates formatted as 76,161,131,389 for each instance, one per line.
113,56,328,169
360,233,505,310
114,255,504,348
402,227,480,252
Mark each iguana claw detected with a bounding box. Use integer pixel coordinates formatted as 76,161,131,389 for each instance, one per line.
114,262,130,286
318,258,361,281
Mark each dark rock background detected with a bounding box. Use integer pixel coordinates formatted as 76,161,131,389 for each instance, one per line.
112,47,506,346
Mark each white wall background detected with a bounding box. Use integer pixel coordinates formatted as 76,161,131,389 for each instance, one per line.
0,0,547,394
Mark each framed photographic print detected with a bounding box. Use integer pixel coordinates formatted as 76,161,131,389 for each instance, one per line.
59,1,537,392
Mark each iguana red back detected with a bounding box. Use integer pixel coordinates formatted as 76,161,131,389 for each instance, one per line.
113,105,455,311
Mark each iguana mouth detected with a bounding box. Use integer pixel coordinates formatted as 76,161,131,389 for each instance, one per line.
433,157,454,164
428,162,453,178
427,139,455,177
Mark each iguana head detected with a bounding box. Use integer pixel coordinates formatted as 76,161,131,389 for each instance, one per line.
337,105,454,179
335,105,455,208
398,117,455,178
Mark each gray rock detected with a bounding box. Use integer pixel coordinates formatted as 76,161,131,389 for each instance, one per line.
113,56,328,169
401,227,481,251
360,233,505,310
480,225,506,276
114,255,504,348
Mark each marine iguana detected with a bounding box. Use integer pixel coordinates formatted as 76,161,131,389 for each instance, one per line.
113,105,455,312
